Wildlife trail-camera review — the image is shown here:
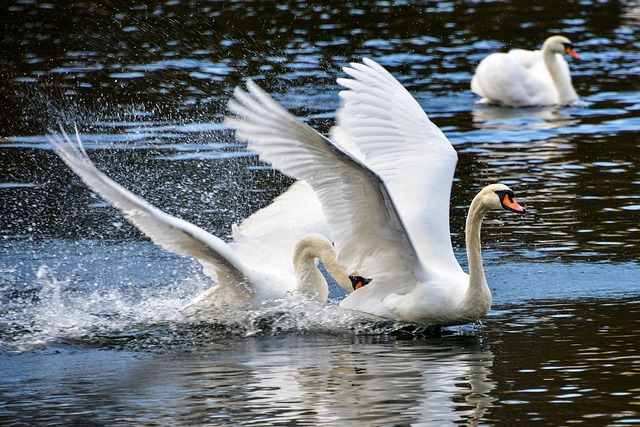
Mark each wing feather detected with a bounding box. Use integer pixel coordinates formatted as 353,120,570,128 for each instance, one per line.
50,128,252,291
226,81,427,291
333,58,462,275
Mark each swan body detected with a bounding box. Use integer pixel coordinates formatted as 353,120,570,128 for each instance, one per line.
471,35,580,107
226,58,526,325
50,130,356,312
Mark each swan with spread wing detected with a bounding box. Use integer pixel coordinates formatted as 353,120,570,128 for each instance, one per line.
50,130,363,313
226,58,526,325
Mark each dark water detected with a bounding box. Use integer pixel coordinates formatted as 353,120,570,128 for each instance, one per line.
1,0,639,425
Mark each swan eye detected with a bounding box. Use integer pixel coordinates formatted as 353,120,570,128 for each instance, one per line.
349,275,372,290
562,43,579,60
495,189,512,200
495,190,526,214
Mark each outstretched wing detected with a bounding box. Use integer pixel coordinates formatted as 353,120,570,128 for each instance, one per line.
226,81,429,293
332,58,462,276
50,128,252,293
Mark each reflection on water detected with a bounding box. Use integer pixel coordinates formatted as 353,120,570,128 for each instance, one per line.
1,296,638,426
471,105,581,130
1,0,640,425
0,334,495,426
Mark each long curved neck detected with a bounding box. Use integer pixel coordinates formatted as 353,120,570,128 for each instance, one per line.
462,196,492,314
542,46,578,104
465,197,488,292
293,234,352,302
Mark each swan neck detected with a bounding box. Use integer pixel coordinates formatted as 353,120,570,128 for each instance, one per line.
459,194,493,321
542,46,578,104
293,235,352,302
464,196,490,302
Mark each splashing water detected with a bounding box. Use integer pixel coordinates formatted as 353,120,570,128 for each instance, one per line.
0,252,448,353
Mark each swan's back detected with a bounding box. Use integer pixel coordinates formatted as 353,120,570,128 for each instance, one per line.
471,50,557,106
471,41,575,107
507,48,542,69
508,48,572,84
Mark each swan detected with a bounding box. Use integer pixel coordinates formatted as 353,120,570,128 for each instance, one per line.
49,129,363,312
226,58,527,325
471,35,580,107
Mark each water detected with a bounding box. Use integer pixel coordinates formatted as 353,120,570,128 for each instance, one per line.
1,0,639,425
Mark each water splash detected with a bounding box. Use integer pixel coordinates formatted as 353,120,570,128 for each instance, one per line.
0,260,449,353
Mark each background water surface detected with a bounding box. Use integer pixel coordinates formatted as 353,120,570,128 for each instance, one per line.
1,0,639,425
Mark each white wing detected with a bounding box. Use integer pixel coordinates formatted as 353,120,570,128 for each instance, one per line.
50,129,253,293
331,58,462,276
230,180,329,285
226,81,430,294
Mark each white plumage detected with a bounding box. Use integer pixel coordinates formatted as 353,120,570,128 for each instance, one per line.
471,35,581,107
226,58,526,325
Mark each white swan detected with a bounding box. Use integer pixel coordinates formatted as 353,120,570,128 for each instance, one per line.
49,129,360,312
471,35,580,107
226,58,527,325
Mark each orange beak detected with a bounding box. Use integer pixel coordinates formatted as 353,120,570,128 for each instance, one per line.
566,46,579,60
502,193,526,214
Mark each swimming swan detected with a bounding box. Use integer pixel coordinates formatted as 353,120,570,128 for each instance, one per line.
226,58,527,325
49,129,359,310
471,35,580,107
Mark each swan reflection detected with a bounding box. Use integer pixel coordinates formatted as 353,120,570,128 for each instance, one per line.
113,335,497,425
471,105,579,129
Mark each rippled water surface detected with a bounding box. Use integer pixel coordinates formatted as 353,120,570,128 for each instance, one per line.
1,0,639,425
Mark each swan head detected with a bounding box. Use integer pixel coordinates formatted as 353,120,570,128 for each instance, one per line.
543,35,579,60
349,274,372,290
477,184,526,214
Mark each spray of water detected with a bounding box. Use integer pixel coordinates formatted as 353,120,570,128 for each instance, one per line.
1,255,454,353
